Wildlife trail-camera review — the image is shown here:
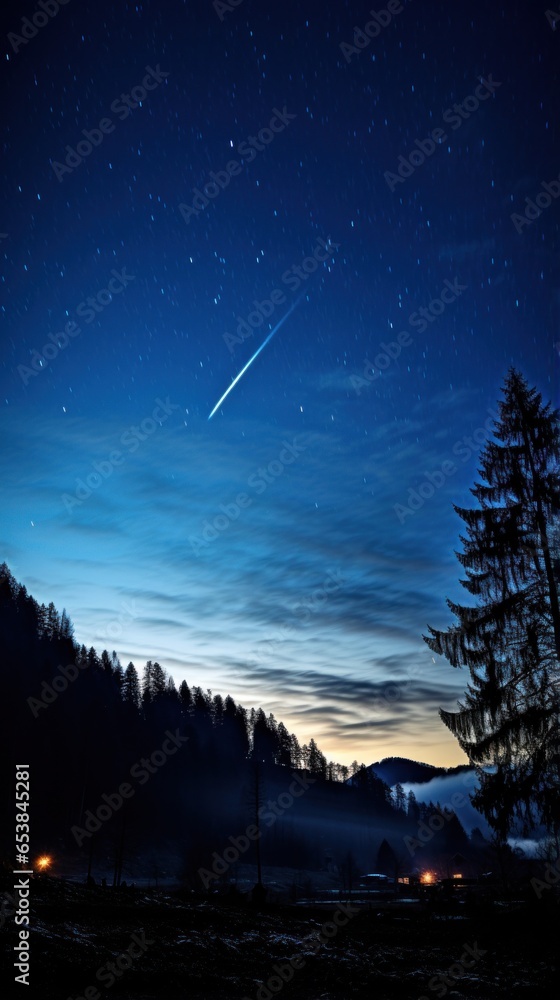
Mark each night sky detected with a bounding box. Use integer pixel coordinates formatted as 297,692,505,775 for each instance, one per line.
1,0,557,767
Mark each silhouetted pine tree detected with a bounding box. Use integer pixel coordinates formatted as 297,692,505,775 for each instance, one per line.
393,782,406,813
60,609,74,640
178,679,192,712
424,369,560,839
122,662,141,708
276,721,294,767
252,708,278,766
306,737,327,778
407,789,420,821
376,838,397,877
151,661,167,698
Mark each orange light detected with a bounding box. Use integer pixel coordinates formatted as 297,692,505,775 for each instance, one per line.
36,855,51,871
420,871,435,884
453,873,463,880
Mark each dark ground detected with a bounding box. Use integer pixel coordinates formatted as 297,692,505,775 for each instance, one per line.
1,874,558,1000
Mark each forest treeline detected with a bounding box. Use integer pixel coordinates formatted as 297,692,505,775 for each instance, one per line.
0,563,479,884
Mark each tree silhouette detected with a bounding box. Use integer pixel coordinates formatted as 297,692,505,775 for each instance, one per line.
376,838,397,877
407,789,420,821
425,369,560,840
393,782,406,813
122,662,141,708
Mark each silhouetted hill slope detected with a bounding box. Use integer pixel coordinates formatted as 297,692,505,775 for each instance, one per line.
370,756,471,786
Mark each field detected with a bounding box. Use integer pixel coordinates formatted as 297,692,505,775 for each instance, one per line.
1,870,557,1000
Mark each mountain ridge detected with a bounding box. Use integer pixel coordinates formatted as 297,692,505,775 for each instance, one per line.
369,755,472,786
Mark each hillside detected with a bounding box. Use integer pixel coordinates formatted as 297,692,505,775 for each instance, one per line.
0,565,477,885
370,757,471,786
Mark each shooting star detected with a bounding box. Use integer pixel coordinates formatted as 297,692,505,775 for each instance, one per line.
208,293,305,420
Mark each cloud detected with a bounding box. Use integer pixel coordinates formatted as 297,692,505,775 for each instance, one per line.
401,772,489,835
0,398,476,766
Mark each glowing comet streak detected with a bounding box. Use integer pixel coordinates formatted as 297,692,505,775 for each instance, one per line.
208,293,305,420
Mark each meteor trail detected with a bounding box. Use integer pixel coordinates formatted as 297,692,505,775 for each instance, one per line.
208,293,305,420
